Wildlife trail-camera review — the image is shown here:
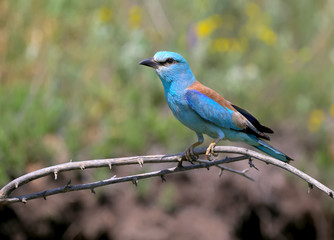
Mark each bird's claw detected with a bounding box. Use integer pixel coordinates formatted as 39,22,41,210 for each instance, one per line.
184,145,199,163
206,143,218,160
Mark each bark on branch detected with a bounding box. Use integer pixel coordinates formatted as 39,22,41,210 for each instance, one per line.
0,146,333,204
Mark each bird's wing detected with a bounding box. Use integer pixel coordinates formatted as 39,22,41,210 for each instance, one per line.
185,89,242,130
186,81,271,140
231,104,273,133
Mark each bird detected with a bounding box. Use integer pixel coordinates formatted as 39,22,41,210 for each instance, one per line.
139,51,292,163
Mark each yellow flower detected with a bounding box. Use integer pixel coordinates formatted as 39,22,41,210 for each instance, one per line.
195,14,222,38
98,6,112,23
258,26,277,45
246,2,260,20
244,3,277,46
212,38,247,53
330,104,334,118
212,38,230,52
308,109,325,132
129,5,142,29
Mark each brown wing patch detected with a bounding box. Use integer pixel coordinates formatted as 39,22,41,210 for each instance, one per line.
188,81,248,130
188,81,235,111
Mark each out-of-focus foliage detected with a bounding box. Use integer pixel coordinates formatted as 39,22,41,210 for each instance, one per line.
1,0,334,184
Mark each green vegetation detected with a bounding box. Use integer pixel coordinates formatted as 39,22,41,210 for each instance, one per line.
1,1,334,184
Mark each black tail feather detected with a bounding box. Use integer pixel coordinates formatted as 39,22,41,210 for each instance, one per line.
232,104,274,133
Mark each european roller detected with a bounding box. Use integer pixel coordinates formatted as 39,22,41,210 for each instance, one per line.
139,51,292,163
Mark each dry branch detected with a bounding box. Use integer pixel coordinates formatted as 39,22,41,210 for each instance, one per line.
0,146,333,204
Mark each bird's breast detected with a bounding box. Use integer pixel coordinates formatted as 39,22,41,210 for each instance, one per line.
165,92,185,116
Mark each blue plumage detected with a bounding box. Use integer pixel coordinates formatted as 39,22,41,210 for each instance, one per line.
185,90,240,131
139,51,292,162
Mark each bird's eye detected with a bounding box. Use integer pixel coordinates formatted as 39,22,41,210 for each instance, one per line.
166,58,174,64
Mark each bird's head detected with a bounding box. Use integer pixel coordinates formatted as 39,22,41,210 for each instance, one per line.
139,51,195,85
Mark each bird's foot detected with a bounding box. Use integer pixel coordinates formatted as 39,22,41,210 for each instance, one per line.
206,142,218,161
184,145,199,163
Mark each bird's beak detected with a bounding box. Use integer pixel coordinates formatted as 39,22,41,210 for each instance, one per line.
139,57,158,69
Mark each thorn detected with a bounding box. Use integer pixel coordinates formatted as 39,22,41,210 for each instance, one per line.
63,179,71,192
329,192,334,198
54,170,58,180
15,182,19,189
308,183,313,194
80,164,85,170
108,162,112,170
137,158,144,168
111,175,117,179
206,166,210,171
43,192,47,200
91,188,96,194
222,156,231,163
248,157,259,171
219,169,223,177
66,179,72,187
132,178,138,187
161,175,166,182
21,198,27,204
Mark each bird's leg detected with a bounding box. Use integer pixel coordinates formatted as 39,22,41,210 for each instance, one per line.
184,132,204,162
206,138,221,160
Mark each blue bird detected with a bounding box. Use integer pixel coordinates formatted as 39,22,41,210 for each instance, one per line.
139,51,292,163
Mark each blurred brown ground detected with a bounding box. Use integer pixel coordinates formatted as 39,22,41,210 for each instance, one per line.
1,139,333,240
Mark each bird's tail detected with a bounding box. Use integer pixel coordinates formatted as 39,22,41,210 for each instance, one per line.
252,138,292,163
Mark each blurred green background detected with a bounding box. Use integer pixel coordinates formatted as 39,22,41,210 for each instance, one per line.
1,0,334,239
1,0,334,184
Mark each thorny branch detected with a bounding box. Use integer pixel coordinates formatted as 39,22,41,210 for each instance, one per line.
0,146,333,204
